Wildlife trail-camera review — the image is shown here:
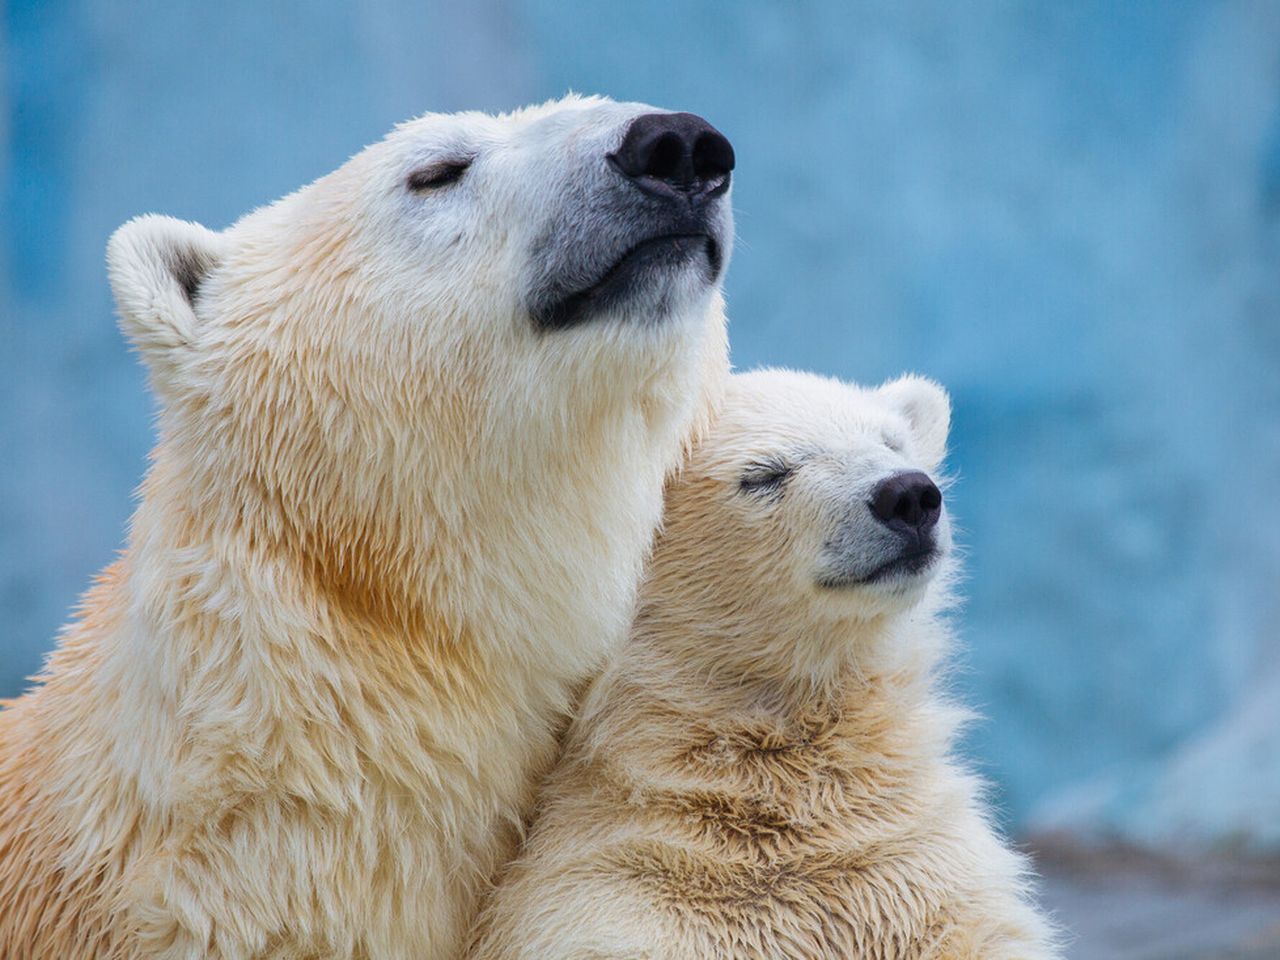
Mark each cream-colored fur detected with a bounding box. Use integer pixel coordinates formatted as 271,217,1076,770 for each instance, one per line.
468,370,1059,960
0,96,730,959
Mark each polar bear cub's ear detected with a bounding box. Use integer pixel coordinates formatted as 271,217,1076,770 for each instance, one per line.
878,374,951,471
107,215,225,397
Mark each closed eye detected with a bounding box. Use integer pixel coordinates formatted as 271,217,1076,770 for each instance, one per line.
407,157,475,191
739,457,794,495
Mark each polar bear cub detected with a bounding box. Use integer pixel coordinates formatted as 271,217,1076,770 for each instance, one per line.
468,369,1059,960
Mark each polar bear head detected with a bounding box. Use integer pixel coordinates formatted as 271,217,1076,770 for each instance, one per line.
104,95,733,645
637,369,953,681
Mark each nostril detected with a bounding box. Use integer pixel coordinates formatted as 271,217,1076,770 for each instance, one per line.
646,133,685,181
920,485,942,512
692,131,734,181
871,480,904,526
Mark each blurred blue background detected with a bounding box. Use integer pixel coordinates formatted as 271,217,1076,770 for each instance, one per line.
3,0,1279,891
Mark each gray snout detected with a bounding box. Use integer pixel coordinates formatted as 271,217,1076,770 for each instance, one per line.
818,471,945,589
525,109,734,331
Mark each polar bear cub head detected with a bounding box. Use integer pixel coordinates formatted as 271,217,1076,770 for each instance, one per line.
642,369,953,676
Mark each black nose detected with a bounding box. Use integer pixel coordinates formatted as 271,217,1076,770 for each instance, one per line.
609,112,734,201
870,471,943,535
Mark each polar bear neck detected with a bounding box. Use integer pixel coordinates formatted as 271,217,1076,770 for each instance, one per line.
574,609,960,789
3,298,727,958
626,580,952,721
122,313,726,671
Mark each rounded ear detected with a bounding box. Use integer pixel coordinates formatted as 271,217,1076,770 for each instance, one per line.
107,215,225,398
879,374,951,469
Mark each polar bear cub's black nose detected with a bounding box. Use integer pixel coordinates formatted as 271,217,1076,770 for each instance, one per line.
870,471,943,535
609,112,734,200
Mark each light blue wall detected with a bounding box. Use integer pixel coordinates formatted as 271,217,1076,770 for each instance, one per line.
4,1,1279,846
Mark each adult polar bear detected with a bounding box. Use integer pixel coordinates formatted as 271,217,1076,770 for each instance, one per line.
0,97,733,959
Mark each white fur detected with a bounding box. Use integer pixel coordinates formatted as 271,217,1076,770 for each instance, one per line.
0,95,729,959
468,370,1059,959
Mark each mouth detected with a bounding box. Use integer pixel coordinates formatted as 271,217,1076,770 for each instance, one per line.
818,546,939,590
532,232,720,331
